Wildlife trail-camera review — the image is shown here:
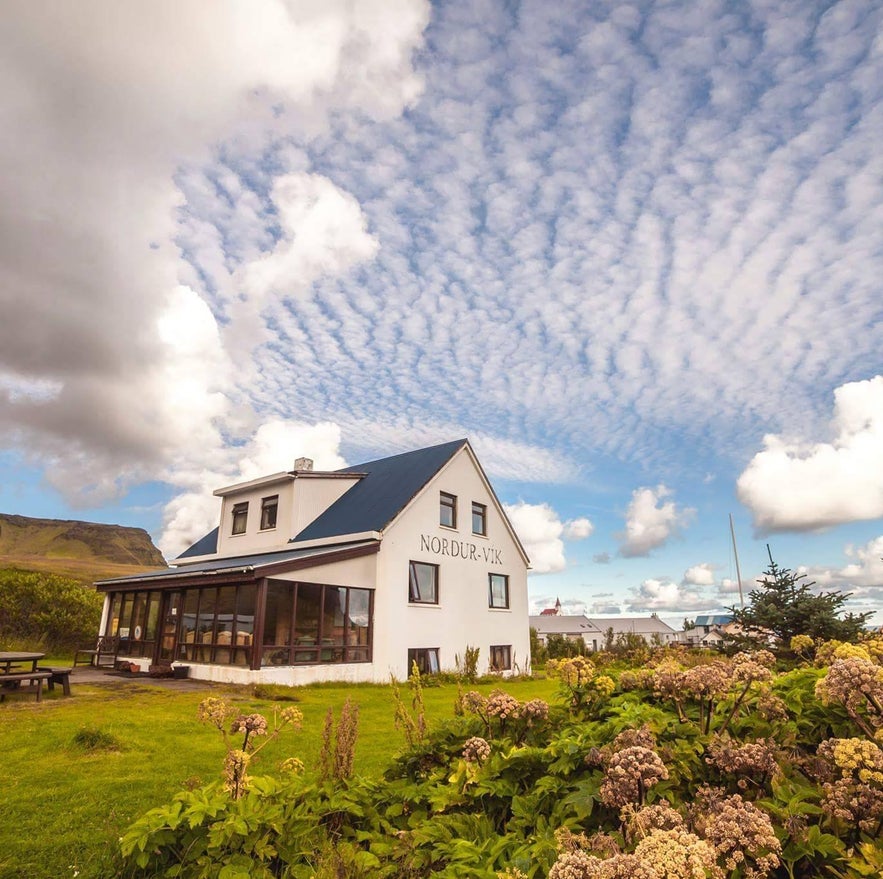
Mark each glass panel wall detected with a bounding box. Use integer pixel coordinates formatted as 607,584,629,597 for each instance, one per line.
263,581,294,666
102,581,370,668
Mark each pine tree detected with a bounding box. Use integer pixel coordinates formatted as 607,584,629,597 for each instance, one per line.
729,547,872,647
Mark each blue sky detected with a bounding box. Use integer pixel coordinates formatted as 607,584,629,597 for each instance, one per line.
1,1,882,624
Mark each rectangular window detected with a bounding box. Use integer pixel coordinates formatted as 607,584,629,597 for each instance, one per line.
488,573,509,609
408,647,440,676
439,491,457,528
490,644,512,671
472,502,487,536
231,501,248,535
408,561,439,604
260,495,278,530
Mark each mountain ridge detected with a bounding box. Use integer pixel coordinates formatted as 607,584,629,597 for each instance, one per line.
0,512,168,584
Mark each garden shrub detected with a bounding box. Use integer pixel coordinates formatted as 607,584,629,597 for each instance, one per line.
0,567,103,649
113,645,883,879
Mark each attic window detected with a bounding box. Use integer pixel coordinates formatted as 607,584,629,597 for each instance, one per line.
439,492,457,528
260,495,278,531
231,502,248,535
472,502,487,536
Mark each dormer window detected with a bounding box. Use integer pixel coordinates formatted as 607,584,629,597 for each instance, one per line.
231,502,248,535
439,492,457,528
260,495,278,530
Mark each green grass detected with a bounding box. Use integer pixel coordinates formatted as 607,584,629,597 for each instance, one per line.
0,676,557,879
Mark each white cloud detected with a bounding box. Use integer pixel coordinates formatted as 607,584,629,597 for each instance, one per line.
504,501,567,574
564,517,594,540
627,578,719,613
0,0,429,506
683,563,716,586
737,376,883,531
617,485,694,557
807,534,883,592
159,419,349,557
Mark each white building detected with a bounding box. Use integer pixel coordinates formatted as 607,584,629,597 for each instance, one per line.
530,605,679,650
95,439,531,684
528,613,605,651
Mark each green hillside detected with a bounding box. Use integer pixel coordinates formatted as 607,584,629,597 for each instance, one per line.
0,512,167,584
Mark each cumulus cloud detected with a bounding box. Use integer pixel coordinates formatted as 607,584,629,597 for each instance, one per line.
564,517,594,540
0,0,428,507
160,420,349,557
627,578,720,613
504,502,567,574
737,376,883,531
617,485,694,557
683,563,716,587
804,534,883,594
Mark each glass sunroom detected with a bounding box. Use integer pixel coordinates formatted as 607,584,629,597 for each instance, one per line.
95,542,377,672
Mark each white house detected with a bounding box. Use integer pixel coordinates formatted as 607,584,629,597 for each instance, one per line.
531,604,679,650
94,439,531,684
528,613,605,651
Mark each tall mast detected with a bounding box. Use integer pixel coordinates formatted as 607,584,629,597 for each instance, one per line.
729,513,744,608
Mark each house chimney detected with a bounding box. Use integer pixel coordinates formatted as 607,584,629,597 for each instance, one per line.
293,457,313,471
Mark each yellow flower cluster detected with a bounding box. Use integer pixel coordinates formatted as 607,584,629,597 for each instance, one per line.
196,696,233,729
280,705,304,728
833,642,872,661
860,636,883,663
279,756,304,774
828,737,883,785
633,828,720,879
790,634,814,655
547,656,595,687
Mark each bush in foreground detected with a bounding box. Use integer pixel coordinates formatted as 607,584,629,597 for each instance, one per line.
114,643,883,878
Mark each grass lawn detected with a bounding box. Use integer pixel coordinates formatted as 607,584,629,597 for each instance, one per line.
0,675,557,879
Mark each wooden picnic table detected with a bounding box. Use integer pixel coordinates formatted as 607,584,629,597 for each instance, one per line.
0,652,52,702
0,651,45,673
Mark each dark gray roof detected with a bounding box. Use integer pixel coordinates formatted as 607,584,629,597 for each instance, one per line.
294,439,466,542
175,439,467,559
178,526,219,558
99,540,377,587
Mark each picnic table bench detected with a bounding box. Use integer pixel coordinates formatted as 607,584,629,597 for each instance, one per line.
37,666,73,696
0,670,52,702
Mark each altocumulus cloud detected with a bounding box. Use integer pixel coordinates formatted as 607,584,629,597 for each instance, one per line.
738,376,883,531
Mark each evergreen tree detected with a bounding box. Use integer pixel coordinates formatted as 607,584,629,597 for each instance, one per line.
729,547,872,648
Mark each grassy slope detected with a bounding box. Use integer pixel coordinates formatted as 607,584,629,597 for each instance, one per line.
0,677,557,879
0,512,167,584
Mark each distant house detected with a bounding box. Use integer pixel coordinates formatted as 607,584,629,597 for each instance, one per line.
94,440,530,684
530,605,678,650
684,613,740,648
529,613,605,651
589,614,679,646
